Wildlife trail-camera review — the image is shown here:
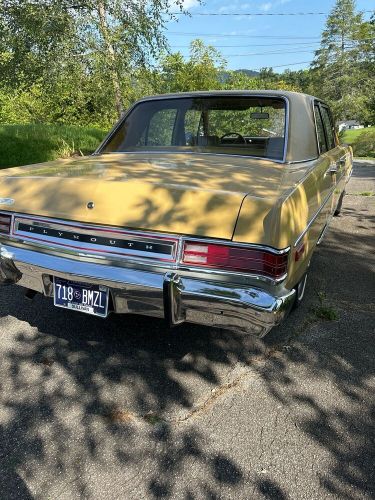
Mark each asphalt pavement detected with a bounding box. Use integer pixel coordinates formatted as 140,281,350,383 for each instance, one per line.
0,160,374,499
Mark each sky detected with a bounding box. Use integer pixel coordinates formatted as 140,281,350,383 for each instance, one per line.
165,0,375,72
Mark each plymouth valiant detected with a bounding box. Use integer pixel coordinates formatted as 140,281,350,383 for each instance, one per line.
0,91,352,336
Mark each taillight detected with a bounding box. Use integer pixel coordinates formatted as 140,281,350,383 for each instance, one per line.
0,213,11,234
182,241,288,279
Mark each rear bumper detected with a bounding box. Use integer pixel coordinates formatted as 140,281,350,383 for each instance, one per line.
0,244,295,337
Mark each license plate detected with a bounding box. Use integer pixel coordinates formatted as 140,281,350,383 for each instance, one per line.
53,277,109,317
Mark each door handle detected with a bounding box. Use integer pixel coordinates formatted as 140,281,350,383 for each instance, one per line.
328,164,337,174
324,164,337,177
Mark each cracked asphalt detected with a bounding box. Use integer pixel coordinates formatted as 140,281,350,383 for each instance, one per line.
0,160,374,499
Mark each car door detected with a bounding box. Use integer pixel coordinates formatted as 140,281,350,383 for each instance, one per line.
312,103,335,229
318,103,347,214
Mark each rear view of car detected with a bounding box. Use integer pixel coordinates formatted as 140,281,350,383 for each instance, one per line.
0,91,352,336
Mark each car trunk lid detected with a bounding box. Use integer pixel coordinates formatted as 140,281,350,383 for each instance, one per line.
0,153,285,240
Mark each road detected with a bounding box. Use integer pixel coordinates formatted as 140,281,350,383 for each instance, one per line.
0,161,374,499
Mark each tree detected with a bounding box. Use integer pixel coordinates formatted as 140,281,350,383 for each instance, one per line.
156,40,226,93
0,0,76,87
281,69,313,94
357,13,375,124
311,0,373,122
0,0,191,118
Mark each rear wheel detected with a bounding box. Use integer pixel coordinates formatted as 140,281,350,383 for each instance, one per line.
334,190,345,216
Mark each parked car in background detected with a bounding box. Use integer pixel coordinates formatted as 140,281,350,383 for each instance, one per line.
0,91,352,336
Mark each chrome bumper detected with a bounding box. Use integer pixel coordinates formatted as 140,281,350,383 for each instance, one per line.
0,244,295,337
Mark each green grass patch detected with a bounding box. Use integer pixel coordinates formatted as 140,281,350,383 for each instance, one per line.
313,291,339,321
0,123,108,169
143,411,165,425
341,126,375,143
341,127,375,158
349,191,375,196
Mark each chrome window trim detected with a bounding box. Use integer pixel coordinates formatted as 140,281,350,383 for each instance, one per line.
95,94,290,164
312,101,322,157
97,151,286,164
282,95,289,163
286,157,319,165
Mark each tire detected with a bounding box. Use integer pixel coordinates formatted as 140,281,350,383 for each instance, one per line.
292,273,308,309
334,190,345,216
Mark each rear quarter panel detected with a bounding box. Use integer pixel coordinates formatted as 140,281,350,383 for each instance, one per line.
233,150,351,289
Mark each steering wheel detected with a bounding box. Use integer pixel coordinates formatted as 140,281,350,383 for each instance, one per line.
220,132,246,144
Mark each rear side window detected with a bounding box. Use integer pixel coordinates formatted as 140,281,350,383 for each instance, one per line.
320,106,336,150
314,105,327,154
139,109,177,146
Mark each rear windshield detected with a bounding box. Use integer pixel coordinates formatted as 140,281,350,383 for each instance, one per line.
101,96,287,161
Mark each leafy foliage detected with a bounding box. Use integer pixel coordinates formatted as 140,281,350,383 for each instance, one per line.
340,126,375,157
155,40,227,93
0,0,373,129
0,0,189,121
311,0,374,123
350,129,375,158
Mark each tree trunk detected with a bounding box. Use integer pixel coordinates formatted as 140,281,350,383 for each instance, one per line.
97,1,124,117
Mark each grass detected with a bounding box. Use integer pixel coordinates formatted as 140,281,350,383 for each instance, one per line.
341,126,374,143
313,291,339,321
0,123,107,169
349,191,375,196
341,126,375,159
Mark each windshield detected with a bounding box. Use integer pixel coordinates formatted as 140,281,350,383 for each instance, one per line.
101,96,287,161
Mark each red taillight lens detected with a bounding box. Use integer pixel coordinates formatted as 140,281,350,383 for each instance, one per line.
0,214,11,234
182,241,288,279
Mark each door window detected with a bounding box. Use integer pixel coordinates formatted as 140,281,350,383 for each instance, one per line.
320,106,336,150
140,109,177,146
314,105,327,154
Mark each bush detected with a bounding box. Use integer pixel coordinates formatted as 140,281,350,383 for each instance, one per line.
351,129,375,158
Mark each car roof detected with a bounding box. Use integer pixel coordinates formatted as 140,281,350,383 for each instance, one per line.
137,89,320,103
